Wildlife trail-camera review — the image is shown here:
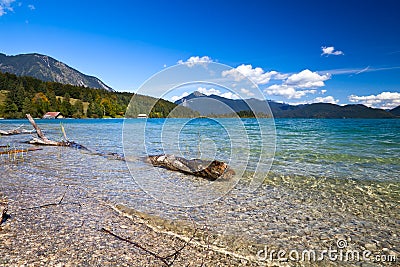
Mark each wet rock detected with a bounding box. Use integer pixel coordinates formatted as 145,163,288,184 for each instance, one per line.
364,243,377,251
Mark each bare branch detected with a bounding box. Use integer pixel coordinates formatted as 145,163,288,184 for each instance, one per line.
21,185,72,210
163,228,198,265
26,114,50,142
0,125,34,136
0,204,8,226
101,227,171,266
60,123,68,141
101,227,198,267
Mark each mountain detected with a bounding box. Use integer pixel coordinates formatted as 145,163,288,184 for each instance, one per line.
175,91,277,115
277,103,394,118
390,106,400,117
0,53,113,91
175,91,395,118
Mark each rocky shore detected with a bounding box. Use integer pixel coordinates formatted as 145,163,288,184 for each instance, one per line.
0,183,268,267
2,177,390,267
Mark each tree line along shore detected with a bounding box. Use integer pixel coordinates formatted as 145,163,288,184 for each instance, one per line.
0,72,199,119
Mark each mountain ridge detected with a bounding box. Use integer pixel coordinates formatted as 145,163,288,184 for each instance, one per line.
390,106,400,117
0,53,114,91
175,91,396,119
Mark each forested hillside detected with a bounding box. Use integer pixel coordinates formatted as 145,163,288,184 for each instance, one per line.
0,72,198,119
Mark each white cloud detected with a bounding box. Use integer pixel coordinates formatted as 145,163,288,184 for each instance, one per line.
240,88,255,97
348,91,400,109
197,87,220,96
28,4,35,10
286,69,331,88
265,69,331,99
311,96,339,104
222,64,333,101
0,0,15,16
320,66,400,75
177,56,213,67
265,84,317,99
198,87,239,99
171,92,189,102
222,64,287,85
221,92,240,99
233,67,330,100
289,96,340,105
321,46,344,56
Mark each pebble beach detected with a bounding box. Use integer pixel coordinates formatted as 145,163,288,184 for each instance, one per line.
0,183,257,266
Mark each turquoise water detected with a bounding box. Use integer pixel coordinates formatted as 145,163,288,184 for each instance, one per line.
1,118,398,183
274,119,400,182
1,118,399,256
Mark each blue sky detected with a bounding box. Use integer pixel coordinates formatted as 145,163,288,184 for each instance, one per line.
1,0,399,108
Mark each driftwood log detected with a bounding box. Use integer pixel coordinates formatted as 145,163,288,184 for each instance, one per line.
25,114,126,160
0,125,34,136
26,114,88,149
147,154,235,180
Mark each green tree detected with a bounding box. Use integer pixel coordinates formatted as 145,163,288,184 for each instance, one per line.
3,91,21,118
46,88,58,111
87,101,103,118
60,93,73,117
22,97,32,115
4,100,18,115
32,92,50,117
72,100,84,118
83,92,93,102
100,98,116,117
14,83,26,110
4,82,25,113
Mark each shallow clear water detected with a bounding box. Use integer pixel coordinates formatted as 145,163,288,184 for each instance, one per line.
2,118,398,182
273,119,400,182
1,118,399,254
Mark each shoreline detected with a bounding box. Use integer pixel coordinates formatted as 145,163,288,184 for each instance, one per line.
1,117,400,121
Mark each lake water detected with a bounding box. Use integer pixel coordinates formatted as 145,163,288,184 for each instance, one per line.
1,118,399,259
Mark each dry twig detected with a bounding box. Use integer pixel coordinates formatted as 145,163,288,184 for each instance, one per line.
0,125,34,136
101,227,198,266
21,185,75,210
0,205,8,226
